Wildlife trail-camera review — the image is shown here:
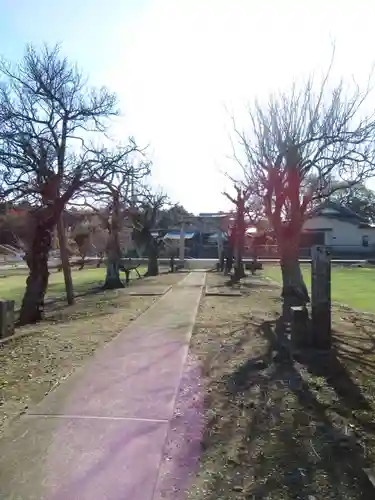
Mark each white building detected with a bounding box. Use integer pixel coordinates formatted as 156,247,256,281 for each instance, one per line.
302,201,375,255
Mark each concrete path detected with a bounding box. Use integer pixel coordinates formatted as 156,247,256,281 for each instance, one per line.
0,272,205,500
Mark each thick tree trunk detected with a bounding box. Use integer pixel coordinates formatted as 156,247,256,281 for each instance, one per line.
147,245,159,276
19,222,52,325
57,216,74,304
96,253,104,268
234,253,245,281
225,247,233,275
104,258,124,289
103,194,123,289
103,232,123,289
280,243,309,320
234,224,246,280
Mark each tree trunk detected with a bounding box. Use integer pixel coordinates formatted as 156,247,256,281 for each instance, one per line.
96,252,104,268
234,252,245,281
18,222,52,325
103,194,123,289
280,242,309,320
104,258,124,289
57,216,74,304
219,252,225,272
234,230,245,280
147,244,159,276
225,247,233,275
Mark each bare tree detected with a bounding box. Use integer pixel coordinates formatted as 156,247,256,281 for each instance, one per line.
72,212,109,268
71,218,92,270
223,186,250,280
0,44,122,324
0,204,31,249
234,60,375,312
77,153,150,288
330,183,375,222
131,191,169,276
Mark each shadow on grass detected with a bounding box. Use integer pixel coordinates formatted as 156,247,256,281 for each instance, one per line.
12,286,134,331
193,316,375,499
14,286,105,317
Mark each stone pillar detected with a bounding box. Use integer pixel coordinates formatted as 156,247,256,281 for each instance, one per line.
0,300,15,339
311,245,331,349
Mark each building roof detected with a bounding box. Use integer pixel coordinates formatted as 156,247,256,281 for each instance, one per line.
310,201,369,225
197,212,231,219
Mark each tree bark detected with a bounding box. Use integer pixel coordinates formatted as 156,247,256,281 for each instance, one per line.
18,220,52,325
103,193,123,289
234,260,245,281
280,239,309,320
225,247,233,275
57,216,74,304
234,228,245,280
146,243,159,276
234,246,245,280
104,258,124,289
219,252,225,272
96,252,104,268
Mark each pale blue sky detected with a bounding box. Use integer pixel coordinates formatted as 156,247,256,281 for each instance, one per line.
1,0,375,213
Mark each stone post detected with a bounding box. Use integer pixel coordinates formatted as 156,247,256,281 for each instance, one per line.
0,300,15,339
311,245,331,349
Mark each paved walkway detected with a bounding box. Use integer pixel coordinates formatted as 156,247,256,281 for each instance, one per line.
0,272,205,500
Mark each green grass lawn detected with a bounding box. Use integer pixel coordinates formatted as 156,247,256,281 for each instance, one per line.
0,266,146,307
263,264,375,313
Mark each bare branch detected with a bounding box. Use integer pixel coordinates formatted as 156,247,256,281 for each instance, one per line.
0,43,119,213
232,48,375,241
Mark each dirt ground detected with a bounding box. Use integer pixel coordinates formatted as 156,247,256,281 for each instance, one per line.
188,271,375,500
0,271,185,437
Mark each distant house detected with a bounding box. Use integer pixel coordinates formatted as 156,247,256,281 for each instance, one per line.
302,201,375,257
163,230,201,258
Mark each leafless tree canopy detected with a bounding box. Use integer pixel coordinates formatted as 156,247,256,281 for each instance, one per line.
76,149,151,213
0,43,119,205
233,58,375,226
132,189,169,234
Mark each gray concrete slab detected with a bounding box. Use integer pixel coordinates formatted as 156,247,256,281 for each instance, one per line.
30,272,204,421
126,285,171,296
205,285,242,296
0,415,168,500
